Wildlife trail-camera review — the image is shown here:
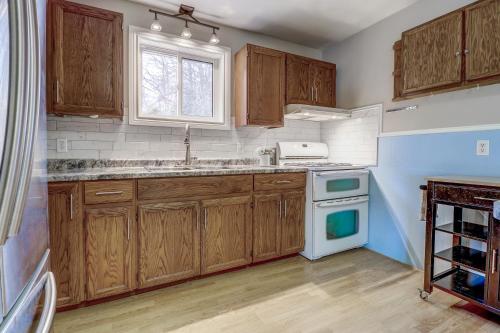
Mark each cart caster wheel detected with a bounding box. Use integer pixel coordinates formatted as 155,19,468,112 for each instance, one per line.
418,288,429,301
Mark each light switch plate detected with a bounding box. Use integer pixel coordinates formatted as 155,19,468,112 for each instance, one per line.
56,138,68,153
476,140,489,156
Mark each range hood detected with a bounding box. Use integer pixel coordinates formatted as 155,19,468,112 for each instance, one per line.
284,104,351,122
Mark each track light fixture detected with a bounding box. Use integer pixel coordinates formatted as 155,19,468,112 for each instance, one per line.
149,4,221,44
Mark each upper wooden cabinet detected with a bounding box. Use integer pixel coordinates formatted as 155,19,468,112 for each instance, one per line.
465,0,500,81
200,196,252,274
394,0,500,100
137,202,200,288
235,44,286,128
48,182,84,308
235,45,337,128
47,0,123,118
402,11,463,94
286,54,336,107
85,205,136,300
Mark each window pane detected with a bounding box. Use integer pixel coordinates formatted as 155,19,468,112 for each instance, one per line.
182,58,213,117
141,49,178,117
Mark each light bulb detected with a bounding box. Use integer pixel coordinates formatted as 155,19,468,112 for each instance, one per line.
181,21,192,39
150,13,162,32
209,30,219,44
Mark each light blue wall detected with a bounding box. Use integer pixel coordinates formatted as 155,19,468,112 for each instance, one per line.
367,130,500,269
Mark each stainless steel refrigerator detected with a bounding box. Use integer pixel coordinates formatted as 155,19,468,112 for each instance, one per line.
0,0,56,332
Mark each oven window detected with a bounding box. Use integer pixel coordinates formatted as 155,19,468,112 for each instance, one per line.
326,179,360,192
326,210,359,240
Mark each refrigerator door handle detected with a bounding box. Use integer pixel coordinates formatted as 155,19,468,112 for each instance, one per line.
35,272,57,333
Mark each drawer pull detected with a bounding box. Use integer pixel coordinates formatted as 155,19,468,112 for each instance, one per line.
276,180,292,184
95,191,124,196
474,196,498,202
127,216,130,241
70,193,74,220
279,200,282,219
492,249,498,274
284,200,287,218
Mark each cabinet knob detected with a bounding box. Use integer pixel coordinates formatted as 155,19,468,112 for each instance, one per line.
464,49,470,55
455,51,461,57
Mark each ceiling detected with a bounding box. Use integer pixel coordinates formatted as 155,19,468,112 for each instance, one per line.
129,0,420,48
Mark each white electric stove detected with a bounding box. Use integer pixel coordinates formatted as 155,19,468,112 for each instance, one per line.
277,142,369,260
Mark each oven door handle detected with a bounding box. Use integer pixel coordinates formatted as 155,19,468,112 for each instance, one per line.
315,196,369,208
314,170,369,177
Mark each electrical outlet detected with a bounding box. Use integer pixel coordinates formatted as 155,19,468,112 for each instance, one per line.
476,140,489,156
56,138,68,153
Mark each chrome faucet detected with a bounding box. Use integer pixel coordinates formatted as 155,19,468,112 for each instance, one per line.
184,123,191,165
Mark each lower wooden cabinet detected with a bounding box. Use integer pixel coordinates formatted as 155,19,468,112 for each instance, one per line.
201,196,252,274
138,202,200,288
253,193,282,262
281,191,306,255
253,191,306,262
48,182,84,307
84,205,136,300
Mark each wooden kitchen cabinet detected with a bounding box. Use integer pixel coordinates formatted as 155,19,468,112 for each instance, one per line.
281,191,306,255
286,54,336,107
253,189,306,262
465,0,500,82
235,44,286,128
253,193,282,263
401,11,463,94
394,0,500,100
201,196,253,274
487,215,500,309
138,202,200,288
47,0,123,117
85,205,136,300
48,182,84,308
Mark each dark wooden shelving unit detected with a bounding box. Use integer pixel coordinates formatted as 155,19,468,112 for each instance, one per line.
434,245,487,273
421,180,500,315
435,221,488,242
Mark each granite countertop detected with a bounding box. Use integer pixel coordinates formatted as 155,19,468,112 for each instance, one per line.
426,175,500,187
47,159,308,182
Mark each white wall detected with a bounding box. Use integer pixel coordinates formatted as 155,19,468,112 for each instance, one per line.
48,0,323,160
322,0,500,134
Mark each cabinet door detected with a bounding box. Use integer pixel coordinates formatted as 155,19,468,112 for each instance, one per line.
402,11,463,93
465,0,500,81
281,191,305,256
253,194,282,263
138,202,200,288
487,216,500,309
48,0,123,117
48,182,83,307
201,196,252,274
286,54,312,105
311,62,336,107
85,206,136,300
247,45,286,127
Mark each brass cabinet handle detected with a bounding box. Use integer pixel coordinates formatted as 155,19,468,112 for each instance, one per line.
127,216,130,241
474,196,498,202
70,194,74,220
492,249,498,274
95,191,124,196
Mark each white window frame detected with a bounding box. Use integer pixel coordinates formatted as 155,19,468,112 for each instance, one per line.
129,26,231,130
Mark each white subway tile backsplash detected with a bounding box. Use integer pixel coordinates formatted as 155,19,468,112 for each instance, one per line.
47,115,321,159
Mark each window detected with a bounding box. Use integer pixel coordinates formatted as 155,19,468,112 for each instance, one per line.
129,26,231,129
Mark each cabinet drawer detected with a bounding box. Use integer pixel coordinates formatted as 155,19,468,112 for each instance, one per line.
138,175,253,201
434,184,500,209
254,173,306,192
84,180,134,205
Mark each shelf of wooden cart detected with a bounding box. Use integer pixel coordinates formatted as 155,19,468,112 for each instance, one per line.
433,268,485,304
434,245,487,273
435,221,488,242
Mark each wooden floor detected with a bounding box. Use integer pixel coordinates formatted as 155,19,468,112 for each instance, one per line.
52,249,500,333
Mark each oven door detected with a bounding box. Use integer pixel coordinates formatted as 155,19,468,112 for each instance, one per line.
312,196,369,259
312,170,369,201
